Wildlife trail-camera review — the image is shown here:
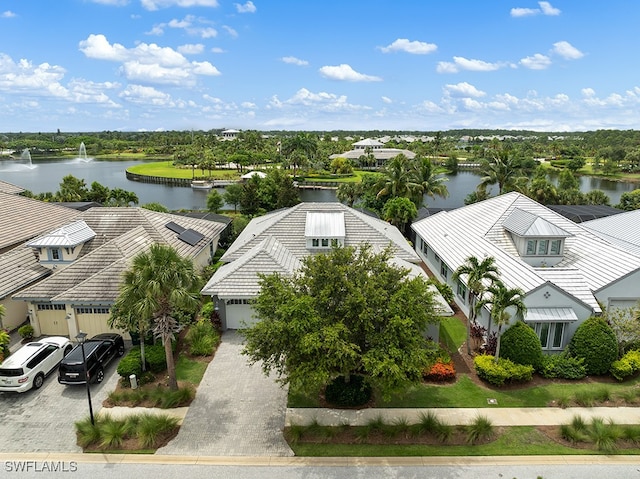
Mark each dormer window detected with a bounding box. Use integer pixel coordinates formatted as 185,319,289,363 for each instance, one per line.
50,248,61,261
305,211,346,250
503,208,572,267
26,220,96,271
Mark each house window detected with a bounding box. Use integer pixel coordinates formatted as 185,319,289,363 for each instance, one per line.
550,239,562,255
456,280,467,302
440,263,449,280
537,239,549,255
321,238,329,247
312,239,319,247
434,254,441,265
331,238,340,247
526,240,536,255
225,299,251,305
36,304,66,311
75,307,110,314
51,248,61,260
421,239,429,256
532,322,565,350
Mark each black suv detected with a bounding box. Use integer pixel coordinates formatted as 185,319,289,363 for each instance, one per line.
58,333,125,385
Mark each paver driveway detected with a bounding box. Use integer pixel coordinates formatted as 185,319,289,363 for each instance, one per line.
0,358,120,453
158,330,293,456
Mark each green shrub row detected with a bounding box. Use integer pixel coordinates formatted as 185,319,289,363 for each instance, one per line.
610,349,640,381
117,343,168,379
474,354,533,386
540,352,587,380
185,320,220,356
568,316,618,375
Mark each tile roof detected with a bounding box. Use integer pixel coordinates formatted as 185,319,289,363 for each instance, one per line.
0,246,50,299
0,180,25,194
0,192,80,251
411,192,640,310
223,202,418,264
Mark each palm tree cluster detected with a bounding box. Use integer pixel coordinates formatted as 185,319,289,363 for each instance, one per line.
453,256,527,362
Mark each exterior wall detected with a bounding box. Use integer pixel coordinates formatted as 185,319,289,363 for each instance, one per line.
193,239,218,270
596,269,640,312
35,244,85,271
0,297,28,331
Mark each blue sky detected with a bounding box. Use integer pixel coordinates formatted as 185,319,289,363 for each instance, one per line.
1,0,639,132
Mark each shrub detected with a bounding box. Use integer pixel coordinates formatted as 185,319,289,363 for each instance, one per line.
117,347,144,379
423,361,456,382
499,321,544,371
568,316,618,375
324,375,372,407
610,349,640,381
145,343,168,373
18,324,34,340
540,352,587,380
466,415,494,444
186,320,220,356
474,354,534,386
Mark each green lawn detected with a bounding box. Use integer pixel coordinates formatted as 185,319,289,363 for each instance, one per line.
175,355,209,385
439,317,467,352
127,161,241,180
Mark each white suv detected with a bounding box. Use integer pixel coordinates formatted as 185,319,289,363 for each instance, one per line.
0,337,72,393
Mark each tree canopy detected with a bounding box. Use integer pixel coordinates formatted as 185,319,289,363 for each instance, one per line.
242,245,441,399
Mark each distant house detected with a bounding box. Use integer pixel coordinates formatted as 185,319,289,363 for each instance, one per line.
329,138,416,168
241,170,267,180
411,192,640,352
8,207,227,338
221,129,240,140
201,202,453,335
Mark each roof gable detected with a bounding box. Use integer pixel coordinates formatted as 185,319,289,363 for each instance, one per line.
503,208,571,238
26,220,96,248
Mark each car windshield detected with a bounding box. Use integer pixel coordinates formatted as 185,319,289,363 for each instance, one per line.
0,368,24,377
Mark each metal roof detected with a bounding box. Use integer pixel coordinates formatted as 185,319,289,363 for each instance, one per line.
304,211,345,237
524,307,579,322
502,208,572,238
582,209,640,257
26,220,96,248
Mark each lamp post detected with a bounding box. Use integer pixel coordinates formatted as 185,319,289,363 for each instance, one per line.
75,331,94,425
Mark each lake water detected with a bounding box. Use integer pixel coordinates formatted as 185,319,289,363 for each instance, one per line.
1,158,638,210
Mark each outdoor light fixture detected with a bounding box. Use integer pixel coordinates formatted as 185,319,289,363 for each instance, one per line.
75,331,95,425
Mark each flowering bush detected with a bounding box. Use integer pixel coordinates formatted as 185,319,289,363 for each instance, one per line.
423,360,456,382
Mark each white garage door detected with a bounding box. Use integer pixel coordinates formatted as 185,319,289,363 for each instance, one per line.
76,307,129,339
37,306,69,336
225,302,259,330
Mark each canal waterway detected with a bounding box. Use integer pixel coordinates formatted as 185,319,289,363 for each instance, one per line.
0,158,638,211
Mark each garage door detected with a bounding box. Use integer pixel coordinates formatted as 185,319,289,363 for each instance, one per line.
37,306,69,336
225,302,258,330
76,307,129,339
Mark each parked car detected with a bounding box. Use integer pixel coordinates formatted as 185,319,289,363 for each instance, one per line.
58,333,125,385
0,336,73,393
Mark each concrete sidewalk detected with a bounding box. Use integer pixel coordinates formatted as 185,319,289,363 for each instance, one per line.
286,406,640,427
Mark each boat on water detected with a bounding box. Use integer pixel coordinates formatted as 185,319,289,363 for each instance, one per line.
191,180,214,189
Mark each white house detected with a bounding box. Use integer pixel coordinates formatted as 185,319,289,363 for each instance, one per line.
411,192,640,352
329,138,416,168
202,202,453,332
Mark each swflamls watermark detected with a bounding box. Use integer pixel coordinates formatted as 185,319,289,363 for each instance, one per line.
4,461,78,473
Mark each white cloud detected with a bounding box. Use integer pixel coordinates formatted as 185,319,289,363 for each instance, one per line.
235,1,256,13
241,101,256,108
119,84,173,105
382,96,392,104
444,82,486,98
79,34,221,85
281,56,308,66
511,2,560,17
211,47,225,53
552,41,584,60
379,38,437,55
88,0,128,5
222,26,238,38
539,1,561,15
436,56,504,73
141,0,219,11
270,88,370,112
150,16,219,38
178,44,204,55
581,88,596,98
319,64,382,82
520,53,551,70
1,10,16,18
0,54,68,96
510,7,538,17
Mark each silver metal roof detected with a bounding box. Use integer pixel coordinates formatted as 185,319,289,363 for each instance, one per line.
26,220,96,248
583,209,640,257
503,208,572,238
304,211,345,237
524,307,578,322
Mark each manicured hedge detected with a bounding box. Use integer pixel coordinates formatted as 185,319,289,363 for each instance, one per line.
610,349,640,381
499,321,544,371
540,352,586,380
568,316,618,375
474,354,534,386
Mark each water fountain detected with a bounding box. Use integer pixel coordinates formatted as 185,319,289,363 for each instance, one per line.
0,148,36,171
77,142,92,162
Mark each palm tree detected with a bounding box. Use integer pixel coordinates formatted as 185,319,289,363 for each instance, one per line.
114,244,199,390
376,154,420,200
452,256,500,354
476,281,527,361
336,182,363,207
411,157,449,207
478,153,526,194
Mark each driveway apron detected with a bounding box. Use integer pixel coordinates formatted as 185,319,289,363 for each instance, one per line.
157,330,293,456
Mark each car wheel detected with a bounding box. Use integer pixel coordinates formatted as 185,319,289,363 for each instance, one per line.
33,373,45,390
64,345,72,356
117,345,125,357
96,368,104,383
